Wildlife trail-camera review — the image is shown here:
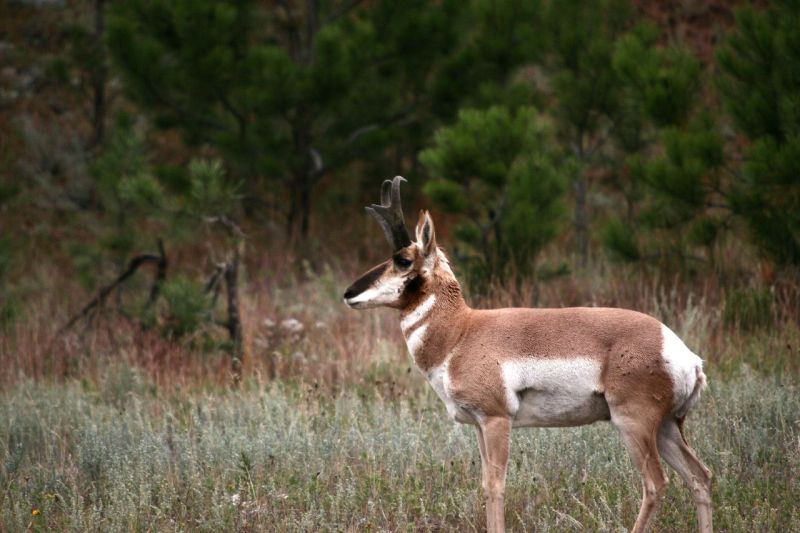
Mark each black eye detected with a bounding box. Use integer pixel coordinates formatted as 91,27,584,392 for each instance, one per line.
394,256,412,268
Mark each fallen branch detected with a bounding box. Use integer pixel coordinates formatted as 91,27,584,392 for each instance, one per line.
60,241,167,332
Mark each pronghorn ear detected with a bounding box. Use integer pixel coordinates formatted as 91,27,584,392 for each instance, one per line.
415,210,436,257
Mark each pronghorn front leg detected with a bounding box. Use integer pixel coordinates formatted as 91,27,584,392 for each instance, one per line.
479,417,511,533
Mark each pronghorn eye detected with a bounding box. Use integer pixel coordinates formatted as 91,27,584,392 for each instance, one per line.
394,256,412,269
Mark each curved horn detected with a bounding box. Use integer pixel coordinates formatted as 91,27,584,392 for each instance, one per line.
380,179,392,207
365,176,411,251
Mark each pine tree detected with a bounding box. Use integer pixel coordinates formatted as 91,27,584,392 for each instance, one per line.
106,0,481,240
541,0,632,267
599,22,720,269
717,0,800,266
420,106,566,284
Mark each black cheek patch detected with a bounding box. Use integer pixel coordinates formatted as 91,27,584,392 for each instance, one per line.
344,262,387,299
402,275,423,298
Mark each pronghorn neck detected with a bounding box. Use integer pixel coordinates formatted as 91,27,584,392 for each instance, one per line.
400,250,468,371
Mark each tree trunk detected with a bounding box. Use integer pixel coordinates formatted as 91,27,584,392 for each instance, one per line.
299,179,311,238
285,171,312,241
289,116,315,241
286,182,298,241
145,239,167,309
89,0,107,148
224,251,243,386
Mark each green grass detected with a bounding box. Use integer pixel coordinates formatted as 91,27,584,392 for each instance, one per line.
1,365,798,532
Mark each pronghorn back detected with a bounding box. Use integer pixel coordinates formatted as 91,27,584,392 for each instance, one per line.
344,177,712,533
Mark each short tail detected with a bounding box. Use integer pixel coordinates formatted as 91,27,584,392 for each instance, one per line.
674,365,707,420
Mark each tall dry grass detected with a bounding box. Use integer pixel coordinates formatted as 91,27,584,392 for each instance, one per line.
1,229,798,531
2,240,798,390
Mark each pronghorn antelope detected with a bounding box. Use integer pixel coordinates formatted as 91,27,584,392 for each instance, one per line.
344,177,713,533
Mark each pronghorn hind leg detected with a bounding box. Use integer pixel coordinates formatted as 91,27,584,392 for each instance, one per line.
612,410,669,533
475,425,489,493
658,418,713,533
479,417,511,533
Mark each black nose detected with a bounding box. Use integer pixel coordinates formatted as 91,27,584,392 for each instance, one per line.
343,287,355,300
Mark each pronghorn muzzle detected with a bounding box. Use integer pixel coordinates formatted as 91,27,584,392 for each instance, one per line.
343,262,388,308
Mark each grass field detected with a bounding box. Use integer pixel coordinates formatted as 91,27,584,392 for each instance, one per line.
2,361,798,532
1,265,798,531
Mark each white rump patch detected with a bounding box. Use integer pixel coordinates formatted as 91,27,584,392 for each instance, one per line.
660,324,705,416
404,323,428,357
401,294,436,333
501,358,609,428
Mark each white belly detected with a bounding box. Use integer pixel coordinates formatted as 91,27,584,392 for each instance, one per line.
502,358,609,428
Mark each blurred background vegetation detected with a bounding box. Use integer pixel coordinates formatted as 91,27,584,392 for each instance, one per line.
1,1,799,530
1,0,798,380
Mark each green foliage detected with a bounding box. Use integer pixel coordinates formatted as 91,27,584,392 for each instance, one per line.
723,288,773,331
0,182,18,207
0,236,12,281
79,119,241,341
6,0,800,298
117,172,165,212
0,237,18,329
613,23,700,127
717,3,796,141
90,118,159,261
66,242,105,290
160,277,209,339
0,301,17,331
718,1,800,266
544,0,632,139
186,159,241,218
93,116,149,196
430,0,544,115
89,117,239,254
421,106,566,282
601,32,716,266
602,217,640,262
503,156,567,277
688,218,721,249
106,0,493,237
731,135,800,265
535,4,709,268
642,116,724,222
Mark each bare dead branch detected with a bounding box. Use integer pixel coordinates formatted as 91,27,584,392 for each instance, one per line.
60,241,167,332
224,250,243,386
204,263,226,322
205,215,246,241
145,239,168,310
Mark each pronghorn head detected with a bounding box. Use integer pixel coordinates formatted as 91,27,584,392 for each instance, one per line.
344,177,446,310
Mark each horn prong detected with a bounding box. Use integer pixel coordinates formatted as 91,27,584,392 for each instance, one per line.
390,176,405,212
364,176,411,251
380,180,392,207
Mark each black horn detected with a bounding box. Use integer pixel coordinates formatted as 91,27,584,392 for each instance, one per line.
365,176,411,251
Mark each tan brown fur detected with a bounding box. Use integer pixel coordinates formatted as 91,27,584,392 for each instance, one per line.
345,207,712,533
